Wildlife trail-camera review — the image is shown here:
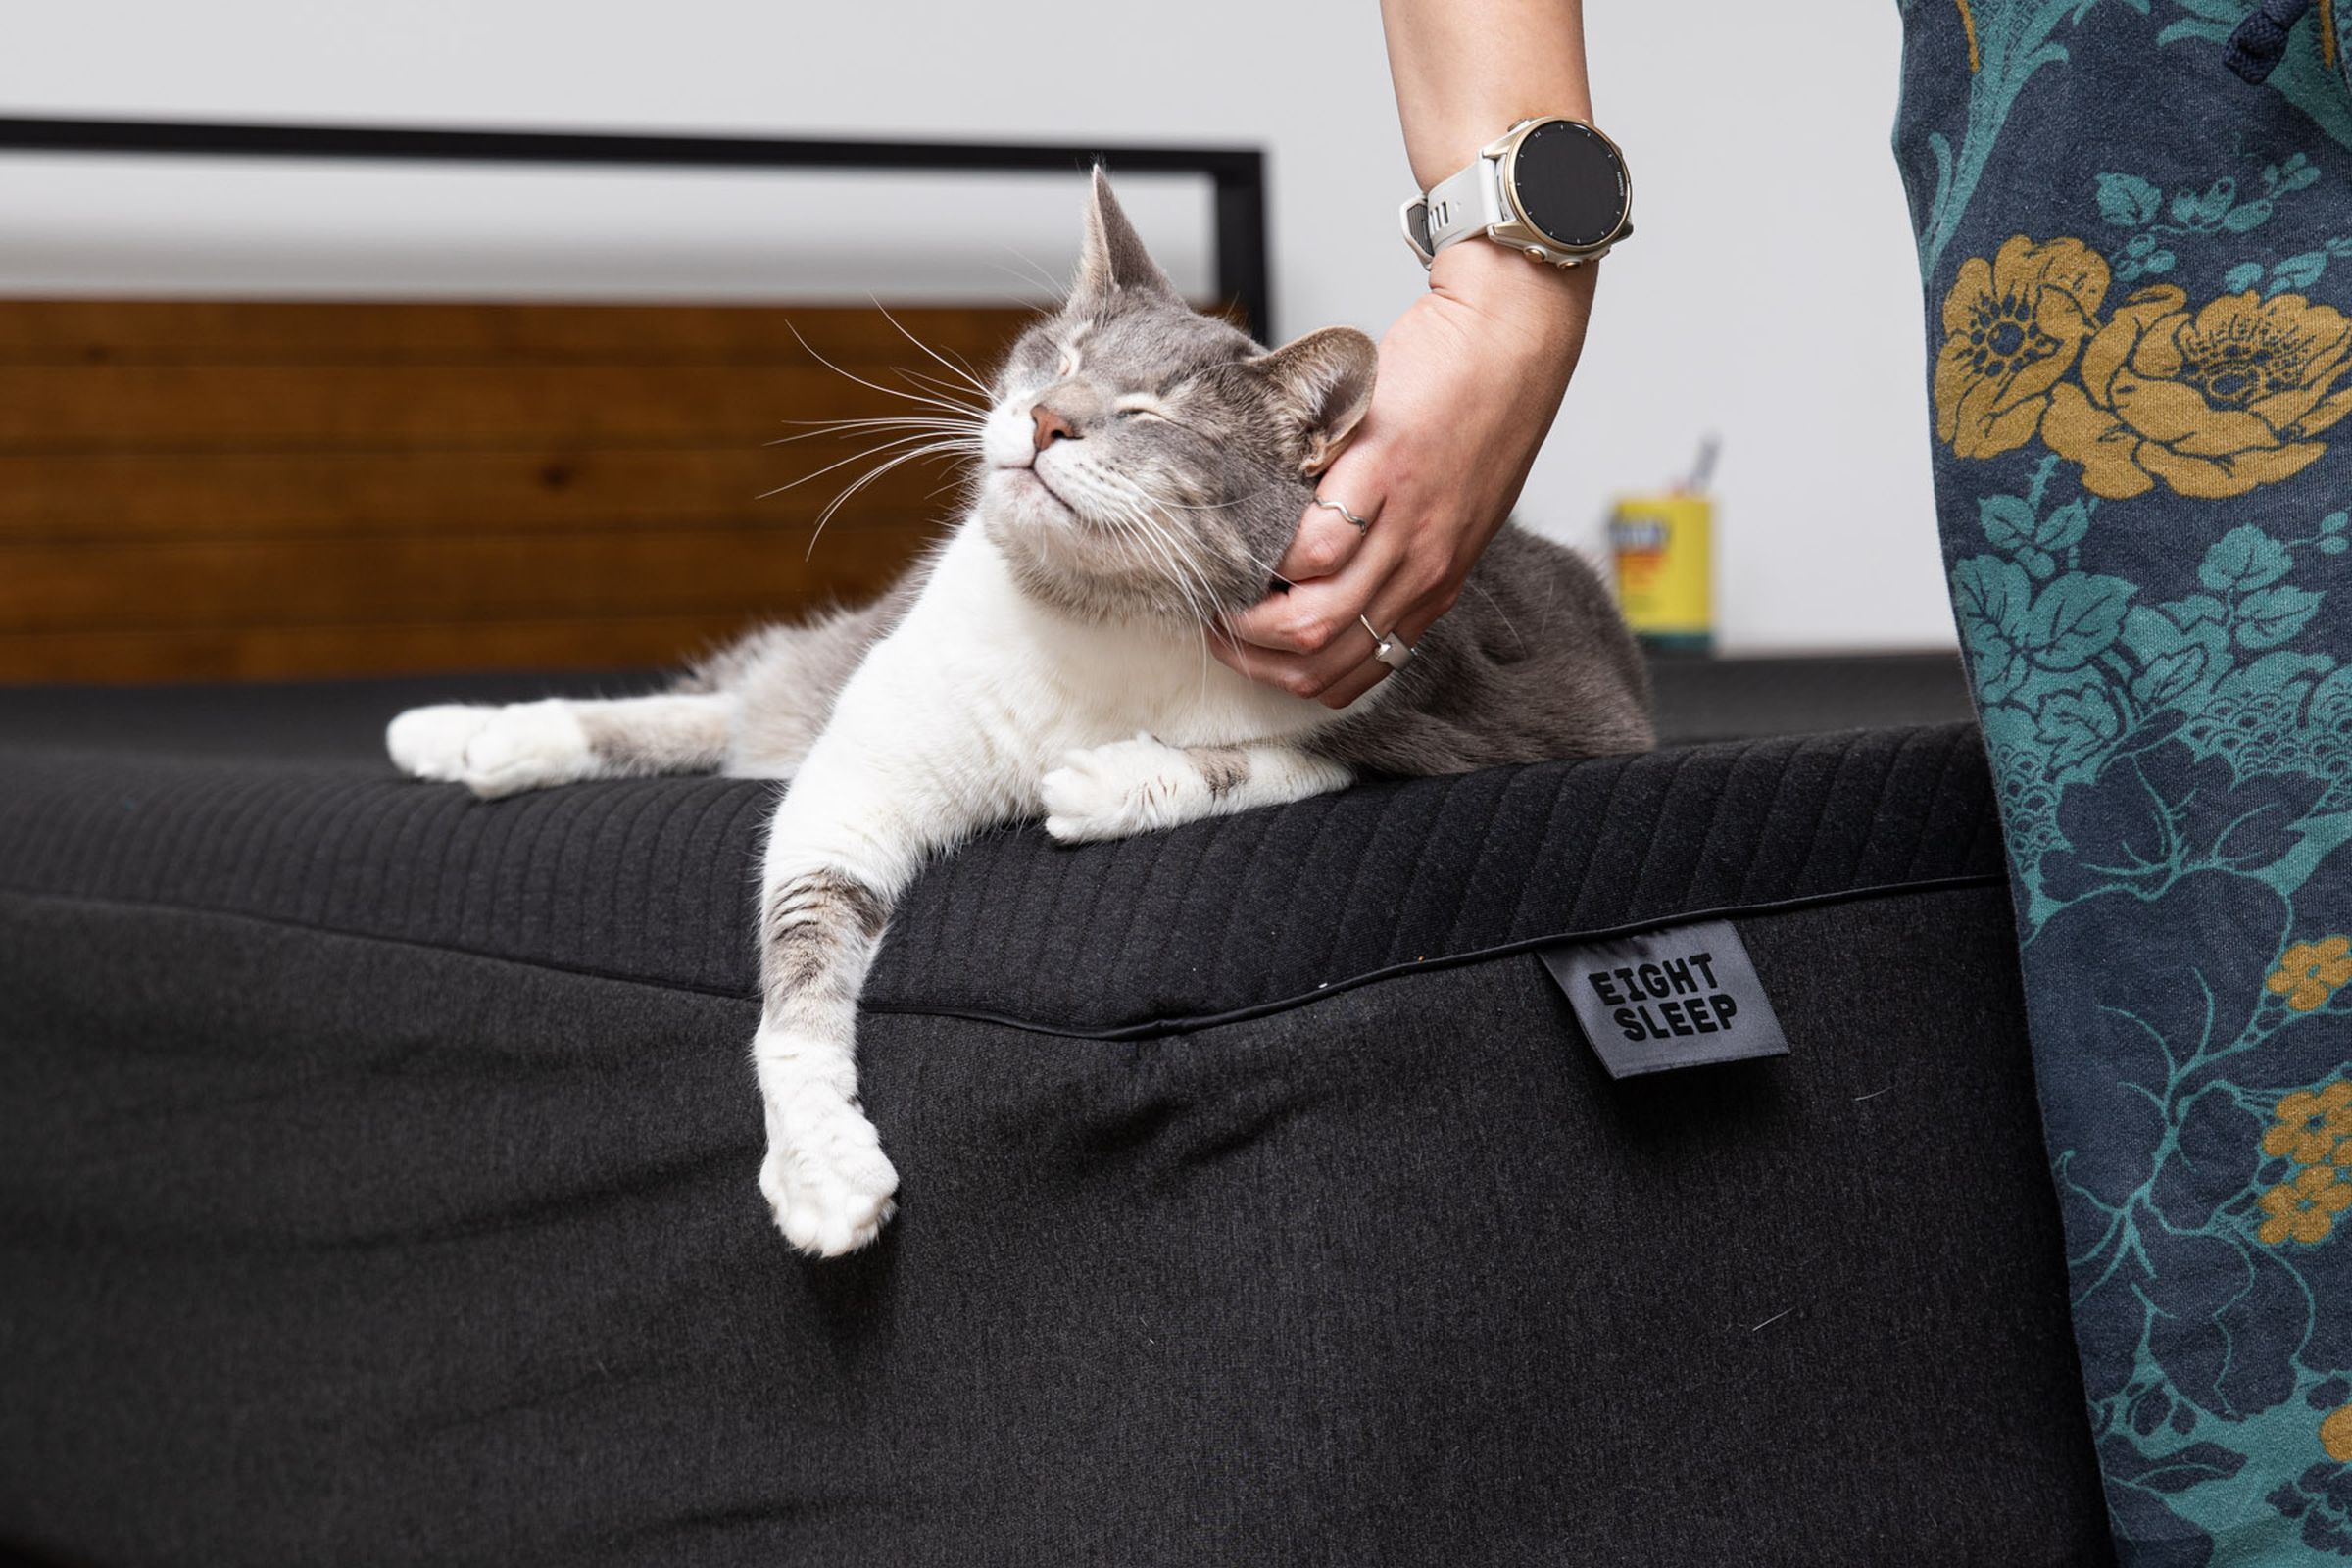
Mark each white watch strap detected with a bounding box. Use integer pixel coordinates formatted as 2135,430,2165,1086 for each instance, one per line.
1421,157,1506,255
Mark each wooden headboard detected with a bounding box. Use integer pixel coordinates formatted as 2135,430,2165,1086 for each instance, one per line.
0,298,1038,684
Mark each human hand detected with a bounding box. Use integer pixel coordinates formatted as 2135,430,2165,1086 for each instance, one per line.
1211,240,1596,707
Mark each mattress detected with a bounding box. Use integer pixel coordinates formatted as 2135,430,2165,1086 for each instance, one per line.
0,687,2110,1565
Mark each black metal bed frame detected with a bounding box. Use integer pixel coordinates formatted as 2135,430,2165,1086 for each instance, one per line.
0,114,1273,340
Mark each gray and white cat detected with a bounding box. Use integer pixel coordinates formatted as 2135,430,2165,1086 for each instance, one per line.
388,172,1651,1257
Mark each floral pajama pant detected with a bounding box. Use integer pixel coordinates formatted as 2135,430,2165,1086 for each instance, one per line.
1893,0,2352,1560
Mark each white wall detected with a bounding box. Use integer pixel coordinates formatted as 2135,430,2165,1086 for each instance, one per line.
0,1,1954,653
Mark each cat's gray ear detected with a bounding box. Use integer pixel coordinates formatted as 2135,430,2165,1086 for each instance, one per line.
1071,167,1179,310
1249,326,1379,477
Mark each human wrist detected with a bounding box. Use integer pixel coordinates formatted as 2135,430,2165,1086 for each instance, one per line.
1426,235,1593,347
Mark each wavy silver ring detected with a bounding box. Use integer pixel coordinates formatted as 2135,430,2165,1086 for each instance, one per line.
1358,613,1414,672
1313,496,1373,532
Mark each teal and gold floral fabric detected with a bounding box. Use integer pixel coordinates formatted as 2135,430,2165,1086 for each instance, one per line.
1895,0,2352,1559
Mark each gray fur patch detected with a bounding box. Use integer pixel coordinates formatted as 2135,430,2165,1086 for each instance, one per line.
578,698,731,777
1306,528,1655,774
682,567,926,776
1193,745,1250,799
761,869,891,1016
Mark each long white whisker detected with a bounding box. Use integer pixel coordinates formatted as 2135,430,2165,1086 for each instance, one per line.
1087,478,1227,695
1073,469,1202,624
768,415,981,446
1150,484,1284,514
784,319,989,422
1115,488,1272,704
1086,485,1182,606
990,247,1071,301
870,301,998,399
805,439,977,560
1092,475,1207,605
1098,470,1261,623
759,429,978,499
1102,469,1297,596
1097,492,1217,688
897,368,992,408
1460,577,1527,655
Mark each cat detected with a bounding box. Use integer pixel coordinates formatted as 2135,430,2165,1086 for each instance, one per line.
387,171,1653,1258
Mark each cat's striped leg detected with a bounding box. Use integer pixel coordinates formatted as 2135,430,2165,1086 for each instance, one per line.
387,693,734,798
753,853,902,1256
750,734,1002,1256
1040,734,1351,843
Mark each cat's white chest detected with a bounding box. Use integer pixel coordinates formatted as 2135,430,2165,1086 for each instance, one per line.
1024,613,1311,747
893,526,1338,772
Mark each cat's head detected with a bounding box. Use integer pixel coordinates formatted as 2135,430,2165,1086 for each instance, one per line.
977,171,1377,622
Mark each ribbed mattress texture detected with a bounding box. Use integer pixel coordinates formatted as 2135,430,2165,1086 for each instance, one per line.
0,724,2003,1035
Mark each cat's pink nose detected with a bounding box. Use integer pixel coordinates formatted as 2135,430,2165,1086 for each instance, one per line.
1031,403,1077,451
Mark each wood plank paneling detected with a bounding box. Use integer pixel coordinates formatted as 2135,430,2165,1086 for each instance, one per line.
0,615,781,685
0,525,935,630
0,299,1036,366
0,298,1030,685
0,364,929,449
0,448,956,541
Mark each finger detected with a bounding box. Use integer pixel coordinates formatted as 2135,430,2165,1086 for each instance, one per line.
1220,525,1459,701
1208,626,1288,686
1224,526,1406,654
1387,580,1458,649
1295,536,1454,685
1213,629,1373,700
1233,603,1394,704
1212,510,1469,702
1275,497,1373,583
1206,628,1329,699
1312,594,1427,710
1214,570,1446,707
1318,659,1392,710
1278,446,1382,581
1311,556,1466,710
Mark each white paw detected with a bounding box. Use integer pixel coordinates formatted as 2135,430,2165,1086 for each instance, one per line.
1041,734,1200,843
760,1085,901,1257
454,700,591,799
386,704,496,782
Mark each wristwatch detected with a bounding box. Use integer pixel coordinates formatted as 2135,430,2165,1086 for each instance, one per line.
1400,117,1633,270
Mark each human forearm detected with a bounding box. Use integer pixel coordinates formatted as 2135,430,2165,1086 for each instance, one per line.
1385,0,1597,345
1381,0,1592,191
1210,0,1606,707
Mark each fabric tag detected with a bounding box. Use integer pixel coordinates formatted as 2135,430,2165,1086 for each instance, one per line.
1537,919,1789,1078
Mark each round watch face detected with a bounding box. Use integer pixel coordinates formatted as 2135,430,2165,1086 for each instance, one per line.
1507,120,1628,251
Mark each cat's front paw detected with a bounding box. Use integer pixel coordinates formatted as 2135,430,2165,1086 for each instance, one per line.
389,700,590,799
455,700,591,799
1041,734,1200,843
387,704,496,782
760,1085,901,1257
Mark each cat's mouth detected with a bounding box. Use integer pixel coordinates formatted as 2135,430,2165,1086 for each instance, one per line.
995,465,1076,517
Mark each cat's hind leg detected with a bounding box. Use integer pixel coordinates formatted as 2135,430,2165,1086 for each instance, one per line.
1041,736,1351,843
388,692,734,799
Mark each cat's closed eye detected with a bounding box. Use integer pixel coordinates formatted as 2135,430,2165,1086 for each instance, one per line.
1112,394,1175,423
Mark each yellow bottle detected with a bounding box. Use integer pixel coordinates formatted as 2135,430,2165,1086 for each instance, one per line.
1610,439,1717,655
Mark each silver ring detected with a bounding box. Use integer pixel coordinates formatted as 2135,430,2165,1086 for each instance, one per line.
1358,613,1414,671
1313,496,1373,533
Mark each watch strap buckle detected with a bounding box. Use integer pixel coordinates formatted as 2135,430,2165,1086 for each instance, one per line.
1399,197,1436,268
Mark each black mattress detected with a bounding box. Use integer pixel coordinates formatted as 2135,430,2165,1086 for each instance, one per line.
0,664,2113,1567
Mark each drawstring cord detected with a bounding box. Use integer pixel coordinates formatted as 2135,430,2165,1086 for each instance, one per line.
2225,0,2316,82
